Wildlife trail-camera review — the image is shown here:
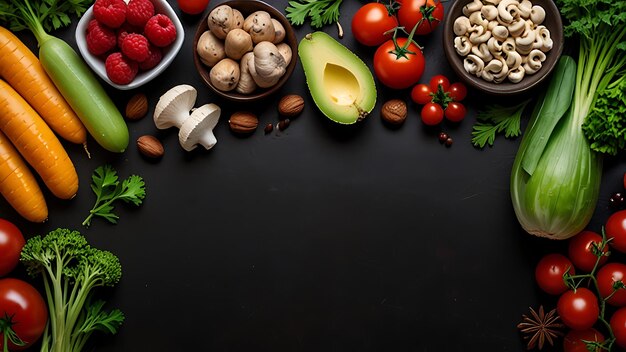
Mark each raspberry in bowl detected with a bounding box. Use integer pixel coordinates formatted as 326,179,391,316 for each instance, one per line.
75,0,184,90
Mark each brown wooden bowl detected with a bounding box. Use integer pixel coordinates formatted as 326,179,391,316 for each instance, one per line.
442,0,564,96
193,0,298,102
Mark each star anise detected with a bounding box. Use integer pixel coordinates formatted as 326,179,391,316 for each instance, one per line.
517,305,564,350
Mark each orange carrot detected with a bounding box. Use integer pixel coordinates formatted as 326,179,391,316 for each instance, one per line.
0,26,86,145
0,79,78,200
0,130,48,222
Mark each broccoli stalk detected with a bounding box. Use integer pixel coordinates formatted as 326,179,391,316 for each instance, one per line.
20,229,124,352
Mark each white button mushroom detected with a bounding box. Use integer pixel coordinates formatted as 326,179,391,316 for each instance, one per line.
248,41,287,88
224,28,253,60
210,58,241,92
497,0,520,24
530,5,546,24
153,85,197,129
178,104,221,152
464,54,485,77
487,37,504,57
536,25,553,52
471,43,494,62
463,0,483,16
508,66,526,83
454,36,472,56
197,31,226,67
208,5,239,39
481,5,498,21
492,25,509,41
469,26,492,44
453,16,472,36
524,49,546,74
244,11,276,44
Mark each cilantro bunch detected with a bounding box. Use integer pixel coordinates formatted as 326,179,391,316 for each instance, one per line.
285,0,343,28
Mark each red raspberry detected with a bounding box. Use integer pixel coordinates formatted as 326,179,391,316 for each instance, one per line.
86,19,117,56
126,0,154,27
144,14,177,47
139,44,162,71
93,0,127,28
105,52,138,85
120,33,150,62
116,22,140,47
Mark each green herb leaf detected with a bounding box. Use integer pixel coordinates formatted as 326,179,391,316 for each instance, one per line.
471,101,530,148
285,0,343,29
0,0,91,34
583,77,626,155
83,165,146,227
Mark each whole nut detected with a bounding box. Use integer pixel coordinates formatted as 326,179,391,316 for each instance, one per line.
229,111,258,133
137,135,164,159
278,94,304,117
381,99,407,125
126,93,148,120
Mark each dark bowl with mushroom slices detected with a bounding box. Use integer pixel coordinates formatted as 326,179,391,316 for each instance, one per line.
442,0,564,96
193,0,298,102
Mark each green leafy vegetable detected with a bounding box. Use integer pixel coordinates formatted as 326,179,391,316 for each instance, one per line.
0,0,89,33
285,0,343,28
582,76,626,155
83,165,146,226
471,100,529,148
20,228,124,352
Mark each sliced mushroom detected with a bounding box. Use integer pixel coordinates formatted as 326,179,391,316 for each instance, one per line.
463,0,483,16
481,58,505,82
464,54,485,77
244,11,276,44
530,5,546,24
508,65,525,83
504,49,522,69
508,18,526,37
471,43,493,62
497,0,520,24
487,37,503,57
492,25,509,41
524,49,546,73
484,0,502,4
196,30,226,67
454,36,472,56
493,57,510,83
469,11,489,28
481,5,498,20
518,0,532,18
469,26,491,44
515,21,536,54
536,26,553,52
453,16,472,36
503,37,516,53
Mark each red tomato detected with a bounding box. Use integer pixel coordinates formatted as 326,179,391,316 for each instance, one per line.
557,288,599,331
397,0,444,36
429,74,449,93
373,38,425,89
0,278,47,350
597,263,626,306
411,83,433,104
177,0,210,15
607,210,626,253
563,328,605,352
611,307,626,348
421,102,443,125
568,230,609,272
535,253,575,295
447,82,467,101
444,102,466,122
352,3,398,47
0,219,25,277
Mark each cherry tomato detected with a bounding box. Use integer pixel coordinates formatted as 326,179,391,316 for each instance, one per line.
352,3,398,47
411,83,433,104
429,74,449,93
447,82,467,101
0,219,25,277
373,38,425,89
607,210,626,253
0,278,47,351
597,263,626,306
444,102,467,122
421,102,443,125
611,307,626,348
563,328,605,352
535,253,575,295
177,0,210,15
397,0,444,36
557,288,599,331
568,230,609,272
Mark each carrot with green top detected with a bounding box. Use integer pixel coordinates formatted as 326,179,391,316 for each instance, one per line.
0,79,78,200
0,26,87,146
0,129,48,223
0,0,129,153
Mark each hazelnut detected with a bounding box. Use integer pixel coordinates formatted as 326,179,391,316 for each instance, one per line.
229,111,258,133
381,99,407,125
126,93,148,120
278,94,304,117
137,135,164,159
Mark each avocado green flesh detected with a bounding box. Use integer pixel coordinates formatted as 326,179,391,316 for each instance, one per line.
298,32,376,124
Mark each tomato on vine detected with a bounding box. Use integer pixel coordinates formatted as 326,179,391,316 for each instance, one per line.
563,328,605,352
0,219,25,277
373,34,425,89
447,82,467,101
444,102,466,122
535,253,575,295
352,3,399,47
411,84,432,105
597,263,626,306
421,102,443,125
611,307,626,348
557,288,599,331
0,278,48,351
429,75,449,92
568,230,608,272
397,0,444,36
411,75,468,124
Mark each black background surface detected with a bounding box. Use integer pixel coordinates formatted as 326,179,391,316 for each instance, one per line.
3,0,626,351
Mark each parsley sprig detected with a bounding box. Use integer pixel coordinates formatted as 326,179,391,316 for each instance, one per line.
0,0,90,33
82,165,146,227
471,100,530,148
285,0,343,28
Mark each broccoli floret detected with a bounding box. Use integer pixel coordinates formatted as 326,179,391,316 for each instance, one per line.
20,228,124,352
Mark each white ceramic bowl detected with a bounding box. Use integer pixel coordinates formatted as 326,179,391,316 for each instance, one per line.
75,0,184,90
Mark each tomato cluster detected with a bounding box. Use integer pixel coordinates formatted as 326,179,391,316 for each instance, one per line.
0,219,48,351
411,75,467,125
352,0,443,90
533,210,626,350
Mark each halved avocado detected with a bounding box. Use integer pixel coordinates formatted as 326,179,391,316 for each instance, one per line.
298,32,377,124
